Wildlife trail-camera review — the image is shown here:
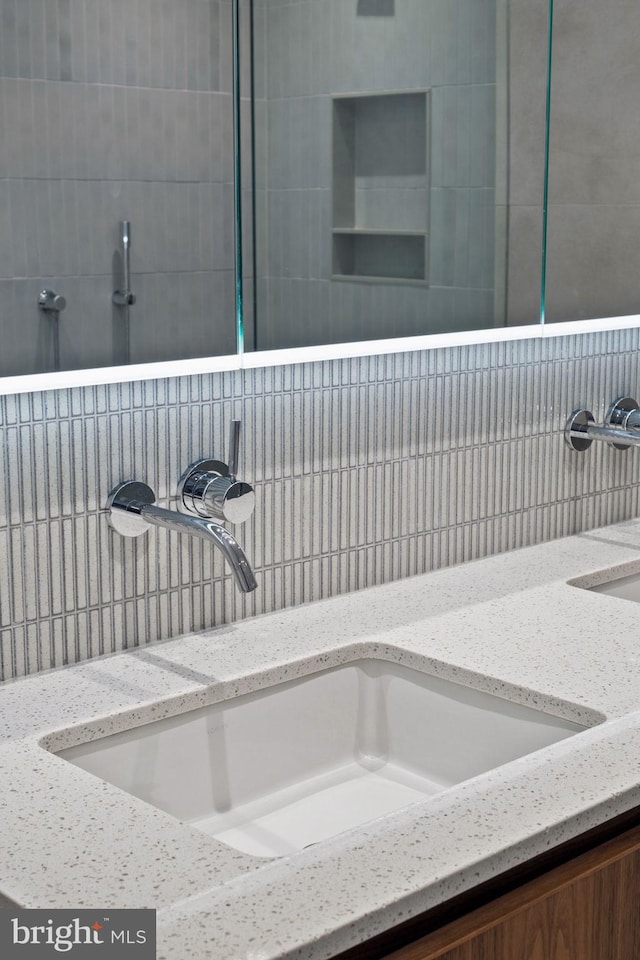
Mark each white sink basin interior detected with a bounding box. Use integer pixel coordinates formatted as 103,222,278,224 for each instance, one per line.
55,659,588,858
584,571,640,603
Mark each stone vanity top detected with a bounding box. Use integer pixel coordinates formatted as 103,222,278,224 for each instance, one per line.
3,519,640,959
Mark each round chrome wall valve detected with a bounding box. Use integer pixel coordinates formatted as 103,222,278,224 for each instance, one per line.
179,459,227,516
178,460,255,525
604,397,639,450
106,481,156,537
201,474,255,524
565,409,595,452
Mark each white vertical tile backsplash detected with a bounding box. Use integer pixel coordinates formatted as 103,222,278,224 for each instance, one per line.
1,328,640,680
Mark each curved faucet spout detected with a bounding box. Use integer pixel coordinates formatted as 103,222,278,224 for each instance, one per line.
140,503,257,593
107,481,257,594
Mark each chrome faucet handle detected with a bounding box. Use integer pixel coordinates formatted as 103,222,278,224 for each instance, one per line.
178,419,255,525
228,419,241,479
179,461,255,525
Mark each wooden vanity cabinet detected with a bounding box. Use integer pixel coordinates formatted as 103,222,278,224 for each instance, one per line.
383,824,640,959
336,820,640,960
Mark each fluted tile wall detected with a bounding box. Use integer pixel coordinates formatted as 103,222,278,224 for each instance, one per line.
1,327,640,680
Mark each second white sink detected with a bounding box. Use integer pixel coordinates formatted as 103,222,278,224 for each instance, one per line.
585,571,640,603
55,659,589,858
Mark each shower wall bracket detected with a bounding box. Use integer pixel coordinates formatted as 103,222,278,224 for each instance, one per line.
38,290,66,313
113,220,136,307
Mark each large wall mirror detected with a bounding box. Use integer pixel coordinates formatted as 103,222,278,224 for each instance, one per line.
243,0,548,351
0,0,238,377
1,0,634,382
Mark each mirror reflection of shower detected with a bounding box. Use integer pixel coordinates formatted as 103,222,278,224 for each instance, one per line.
0,1,237,378
0,0,551,376
244,0,515,351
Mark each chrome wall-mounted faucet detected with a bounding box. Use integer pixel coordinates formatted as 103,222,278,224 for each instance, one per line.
566,397,640,451
107,419,257,594
113,220,136,307
107,482,257,593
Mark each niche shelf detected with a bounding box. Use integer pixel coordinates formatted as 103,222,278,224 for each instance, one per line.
332,91,430,285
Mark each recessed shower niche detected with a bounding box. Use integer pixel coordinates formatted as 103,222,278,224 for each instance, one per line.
332,91,430,284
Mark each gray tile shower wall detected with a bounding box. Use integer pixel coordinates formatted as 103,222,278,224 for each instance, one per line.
254,0,499,349
2,327,640,681
545,0,640,323
0,0,236,376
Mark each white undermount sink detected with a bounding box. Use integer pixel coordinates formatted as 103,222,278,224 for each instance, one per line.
585,571,640,603
54,659,588,858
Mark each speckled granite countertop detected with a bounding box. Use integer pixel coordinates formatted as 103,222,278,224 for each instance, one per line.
3,519,640,958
